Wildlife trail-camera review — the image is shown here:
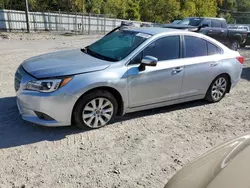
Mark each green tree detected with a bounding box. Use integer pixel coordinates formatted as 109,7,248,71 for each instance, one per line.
0,0,8,9
102,0,128,18
219,12,236,23
140,0,180,23
235,0,250,23
180,1,196,18
83,0,103,14
193,0,217,17
218,0,250,24
126,0,140,20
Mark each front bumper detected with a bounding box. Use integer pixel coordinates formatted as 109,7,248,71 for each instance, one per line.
16,91,78,126
15,66,78,127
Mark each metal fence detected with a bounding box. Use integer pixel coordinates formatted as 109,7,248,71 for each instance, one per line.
0,9,149,34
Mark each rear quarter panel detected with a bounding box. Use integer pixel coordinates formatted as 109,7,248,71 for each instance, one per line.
227,30,247,43
222,57,243,88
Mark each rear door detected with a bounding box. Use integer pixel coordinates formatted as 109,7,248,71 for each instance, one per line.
180,35,224,98
210,19,227,43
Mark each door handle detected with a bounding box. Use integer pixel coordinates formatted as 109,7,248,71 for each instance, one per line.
172,67,183,74
211,63,218,67
208,29,213,33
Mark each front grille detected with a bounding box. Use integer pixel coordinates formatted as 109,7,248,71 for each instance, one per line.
14,66,23,91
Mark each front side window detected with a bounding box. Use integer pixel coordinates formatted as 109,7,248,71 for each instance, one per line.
130,36,180,64
143,36,180,61
202,19,212,27
184,36,207,58
87,30,151,62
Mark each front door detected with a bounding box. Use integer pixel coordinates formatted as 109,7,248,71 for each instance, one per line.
127,35,184,108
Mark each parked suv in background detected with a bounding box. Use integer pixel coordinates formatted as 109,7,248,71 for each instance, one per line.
163,17,248,51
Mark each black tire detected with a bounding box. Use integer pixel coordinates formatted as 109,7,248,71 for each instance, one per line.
240,43,246,48
230,40,239,51
73,90,118,129
205,74,230,103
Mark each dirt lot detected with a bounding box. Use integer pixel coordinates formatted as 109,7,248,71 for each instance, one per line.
0,32,250,188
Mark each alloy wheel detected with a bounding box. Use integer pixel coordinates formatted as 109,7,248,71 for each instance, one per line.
231,41,239,51
82,97,114,128
211,77,227,101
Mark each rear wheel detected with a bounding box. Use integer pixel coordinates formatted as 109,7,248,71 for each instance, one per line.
73,90,118,129
205,75,229,102
230,40,239,51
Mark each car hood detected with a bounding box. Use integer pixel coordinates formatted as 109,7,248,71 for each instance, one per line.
21,49,111,78
165,133,250,188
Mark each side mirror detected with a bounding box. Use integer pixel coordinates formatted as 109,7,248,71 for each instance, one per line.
197,23,209,32
138,56,158,71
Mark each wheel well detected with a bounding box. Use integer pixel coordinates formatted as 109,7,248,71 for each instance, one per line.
71,86,124,124
232,35,242,43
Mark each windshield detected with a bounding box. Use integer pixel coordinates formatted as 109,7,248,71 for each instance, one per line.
178,18,203,26
86,30,151,62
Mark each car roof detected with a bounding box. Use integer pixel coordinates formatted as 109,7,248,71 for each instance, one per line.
125,27,188,35
125,26,230,52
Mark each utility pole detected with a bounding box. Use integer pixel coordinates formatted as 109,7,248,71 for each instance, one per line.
82,0,84,13
82,0,84,34
25,0,30,32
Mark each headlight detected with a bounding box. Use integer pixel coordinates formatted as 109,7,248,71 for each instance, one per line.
26,77,72,92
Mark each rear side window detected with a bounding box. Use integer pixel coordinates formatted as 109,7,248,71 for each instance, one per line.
211,20,222,28
143,36,180,61
207,42,222,55
184,36,207,57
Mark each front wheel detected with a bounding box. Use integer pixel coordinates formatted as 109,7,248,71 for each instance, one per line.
73,90,118,129
205,75,229,103
230,40,240,51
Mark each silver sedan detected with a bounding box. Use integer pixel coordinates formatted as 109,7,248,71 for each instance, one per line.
15,28,244,129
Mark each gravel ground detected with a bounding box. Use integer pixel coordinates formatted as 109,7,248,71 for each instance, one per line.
0,32,250,188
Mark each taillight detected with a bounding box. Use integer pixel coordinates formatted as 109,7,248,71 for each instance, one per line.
236,56,244,64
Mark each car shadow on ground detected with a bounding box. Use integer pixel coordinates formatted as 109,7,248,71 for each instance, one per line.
0,97,84,149
115,100,210,123
0,96,211,149
241,67,250,81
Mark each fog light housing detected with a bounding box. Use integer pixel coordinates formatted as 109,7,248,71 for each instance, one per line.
34,111,55,121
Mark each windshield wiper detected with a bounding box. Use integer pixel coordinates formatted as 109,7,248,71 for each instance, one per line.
81,47,117,62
